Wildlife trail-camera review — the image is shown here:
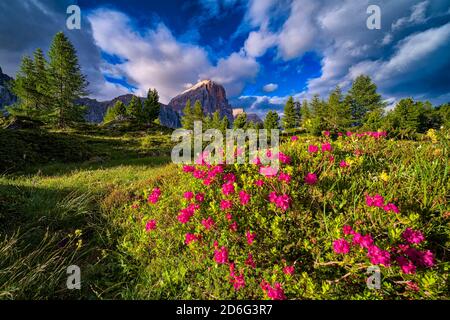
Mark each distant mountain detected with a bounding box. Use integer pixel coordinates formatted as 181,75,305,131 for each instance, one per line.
232,108,263,124
168,80,234,122
0,67,17,110
78,94,181,128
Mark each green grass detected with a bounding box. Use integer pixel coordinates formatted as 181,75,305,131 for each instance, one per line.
0,127,449,299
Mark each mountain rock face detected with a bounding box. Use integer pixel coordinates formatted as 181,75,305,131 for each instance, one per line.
232,108,263,124
168,80,234,122
0,67,17,110
78,94,180,128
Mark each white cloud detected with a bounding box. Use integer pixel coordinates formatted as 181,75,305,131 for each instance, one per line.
263,83,278,92
392,1,429,30
244,30,277,57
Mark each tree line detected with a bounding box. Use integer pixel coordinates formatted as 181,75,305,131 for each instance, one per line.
8,31,160,128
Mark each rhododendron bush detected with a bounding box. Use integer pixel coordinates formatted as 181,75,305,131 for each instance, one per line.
118,131,449,299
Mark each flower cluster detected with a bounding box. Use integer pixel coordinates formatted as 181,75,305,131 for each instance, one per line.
366,194,399,213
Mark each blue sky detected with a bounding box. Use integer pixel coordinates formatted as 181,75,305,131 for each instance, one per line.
1,0,449,117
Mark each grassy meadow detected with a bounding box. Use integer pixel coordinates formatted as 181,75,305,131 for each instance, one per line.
0,126,449,300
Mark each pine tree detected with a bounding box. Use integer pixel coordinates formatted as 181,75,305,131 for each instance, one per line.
282,96,296,130
181,99,193,130
346,75,383,126
126,96,142,120
309,94,327,135
103,100,126,123
193,100,204,123
210,110,222,130
142,88,160,124
48,32,88,127
33,48,51,113
220,115,230,133
233,112,247,129
300,99,310,127
264,110,280,130
326,86,350,130
294,101,301,127
203,114,212,130
11,55,37,116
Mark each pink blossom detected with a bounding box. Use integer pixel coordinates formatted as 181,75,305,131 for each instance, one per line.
255,179,264,187
402,228,425,244
203,177,213,186
278,152,291,164
383,203,399,214
343,225,354,235
229,221,238,232
278,172,291,183
367,245,391,266
214,246,229,264
333,239,350,254
283,265,295,276
246,231,256,245
396,256,416,274
223,173,236,183
263,282,286,300
269,192,291,211
308,145,319,153
365,194,385,207
245,253,256,268
339,160,349,168
201,217,215,230
321,142,332,152
226,213,233,221
220,199,233,210
291,135,299,141
185,233,199,245
183,191,194,200
239,190,251,205
193,169,207,179
222,182,235,196
195,192,205,202
323,131,330,137
147,188,161,204
182,165,195,172
304,172,317,185
259,166,278,177
145,219,157,231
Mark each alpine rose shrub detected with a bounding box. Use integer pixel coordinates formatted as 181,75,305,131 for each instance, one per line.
131,132,447,300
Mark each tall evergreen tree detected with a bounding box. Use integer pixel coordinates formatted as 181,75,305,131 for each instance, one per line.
220,115,230,133
33,48,51,113
326,86,350,130
47,32,88,127
210,110,222,130
103,100,126,123
282,96,296,129
193,100,204,123
264,110,280,130
181,99,193,130
346,75,383,126
294,101,301,127
11,55,37,115
300,99,311,127
143,88,160,124
126,96,142,120
233,112,247,129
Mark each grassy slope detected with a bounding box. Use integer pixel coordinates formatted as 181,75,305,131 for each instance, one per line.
0,125,175,299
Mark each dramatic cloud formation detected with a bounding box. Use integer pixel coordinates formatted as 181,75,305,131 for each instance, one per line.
0,0,449,111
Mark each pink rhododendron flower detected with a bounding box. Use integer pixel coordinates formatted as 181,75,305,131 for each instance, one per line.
333,239,350,254
183,191,194,200
239,191,251,205
214,246,229,264
252,157,262,165
343,225,354,235
193,169,207,179
383,203,399,214
185,233,199,245
255,179,264,187
278,172,291,183
405,281,420,292
229,221,238,232
366,194,385,207
177,203,198,224
259,166,278,177
278,152,291,164
147,188,161,204
323,131,330,137
367,245,391,266
339,160,349,168
245,253,256,268
396,256,416,274
222,182,235,195
321,142,332,152
246,231,256,245
346,131,353,137
283,265,295,276
223,173,236,183
182,165,194,172
269,193,291,211
229,264,245,290
266,150,273,158
201,217,215,230
308,145,319,153
402,228,425,244
226,213,233,221
291,135,299,141
145,220,156,231
263,282,286,300
195,193,205,203
203,177,213,186
220,199,233,210
304,172,317,185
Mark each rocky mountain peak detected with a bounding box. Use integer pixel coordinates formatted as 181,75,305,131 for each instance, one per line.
169,79,233,122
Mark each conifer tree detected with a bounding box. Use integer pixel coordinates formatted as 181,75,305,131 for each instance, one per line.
282,96,296,129
143,88,160,124
47,32,88,127
193,100,204,123
264,110,280,130
181,99,193,130
233,112,247,129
